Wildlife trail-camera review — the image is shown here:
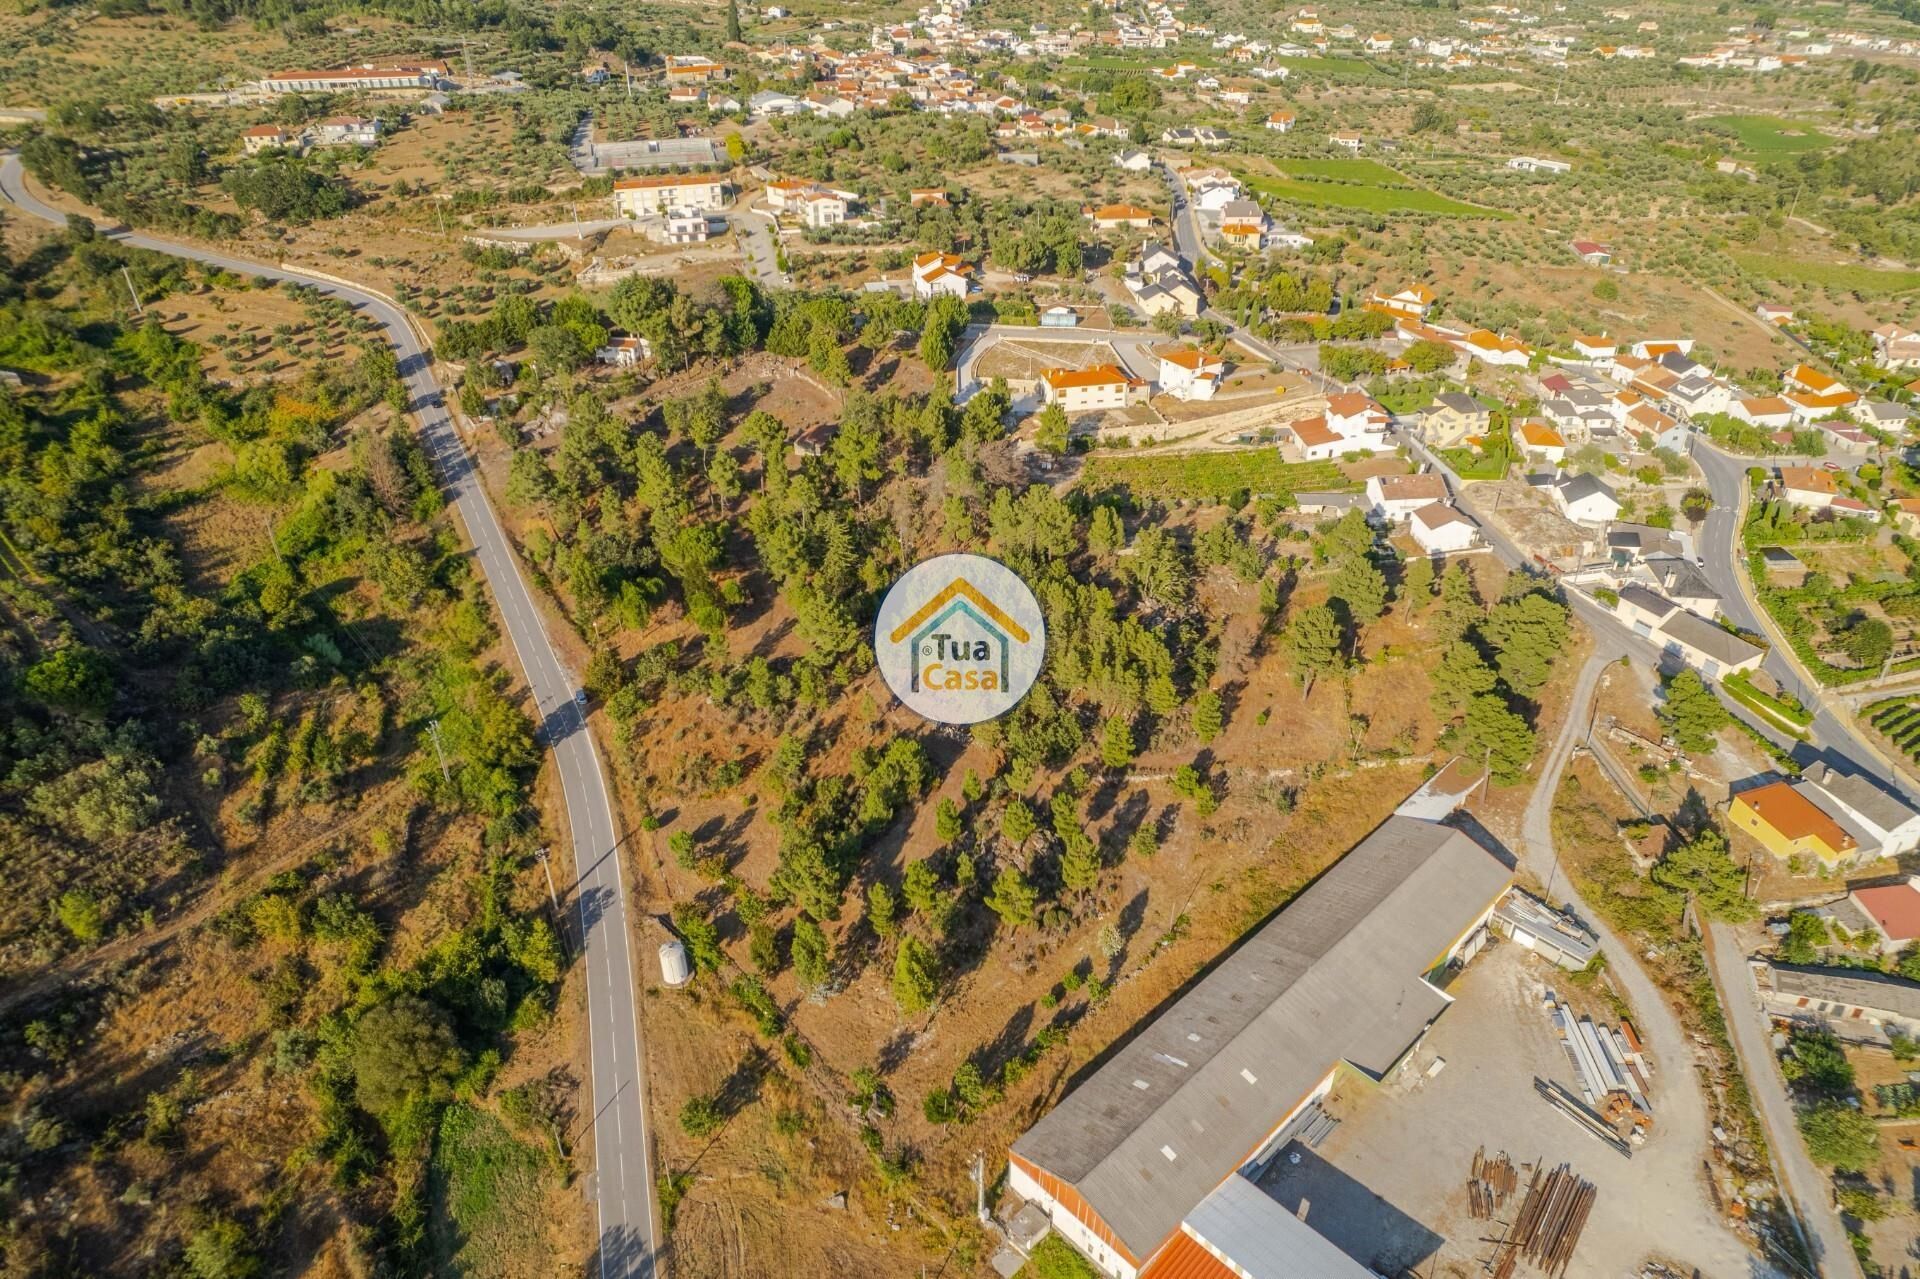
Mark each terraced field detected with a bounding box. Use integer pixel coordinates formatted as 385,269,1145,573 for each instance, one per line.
1241,171,1508,217
1702,113,1835,155
1079,452,1350,502
1866,696,1920,767
1732,251,1920,299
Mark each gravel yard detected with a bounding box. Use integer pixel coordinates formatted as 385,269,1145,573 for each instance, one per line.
1256,940,1769,1279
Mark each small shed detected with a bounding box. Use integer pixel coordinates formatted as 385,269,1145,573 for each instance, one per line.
1040,306,1080,328
1759,545,1807,588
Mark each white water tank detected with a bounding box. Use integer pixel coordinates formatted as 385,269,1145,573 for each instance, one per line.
658,939,691,987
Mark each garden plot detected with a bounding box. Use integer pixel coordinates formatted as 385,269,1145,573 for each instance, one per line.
973,337,1117,382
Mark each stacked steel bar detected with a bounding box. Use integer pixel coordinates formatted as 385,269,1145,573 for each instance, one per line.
1467,1146,1519,1219
1493,1163,1597,1279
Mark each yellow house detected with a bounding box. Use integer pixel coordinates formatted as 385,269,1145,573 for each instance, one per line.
1729,780,1857,867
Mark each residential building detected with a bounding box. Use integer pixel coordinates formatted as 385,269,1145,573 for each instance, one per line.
1363,284,1435,322
1491,889,1599,971
1325,392,1390,437
1857,400,1915,432
1754,962,1920,1048
1217,221,1263,251
910,189,949,207
1112,149,1154,171
1646,559,1722,618
663,55,728,82
1518,419,1567,464
1799,763,1920,859
259,60,449,94
613,174,730,217
1366,473,1449,523
1330,130,1364,150
595,333,653,366
1730,396,1794,429
311,116,381,147
1041,365,1145,414
1085,203,1156,230
1265,109,1296,131
664,208,716,242
1419,392,1489,448
1776,466,1837,509
912,251,975,300
1653,606,1763,679
241,124,294,154
1572,334,1617,363
1730,779,1860,868
1508,155,1572,173
1157,347,1226,401
1872,324,1920,371
1569,239,1612,266
1409,501,1479,554
1007,815,1511,1279
1459,329,1533,368
1755,303,1795,326
1830,878,1920,954
1550,473,1622,525
801,191,850,228
1666,374,1731,421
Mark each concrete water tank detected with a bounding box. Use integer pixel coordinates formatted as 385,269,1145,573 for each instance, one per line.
658,939,691,987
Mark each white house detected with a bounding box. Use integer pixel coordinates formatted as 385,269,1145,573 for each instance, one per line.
1551,473,1622,525
1157,347,1226,401
1366,472,1449,523
1729,395,1794,429
1872,324,1920,371
1800,764,1920,860
312,115,381,147
1112,149,1154,172
1517,419,1568,464
1266,110,1296,132
1507,156,1572,173
912,251,975,300
1776,466,1838,509
241,124,295,154
1041,365,1145,414
595,333,653,366
663,208,715,243
801,191,849,228
1410,501,1480,554
614,174,730,217
1325,392,1390,437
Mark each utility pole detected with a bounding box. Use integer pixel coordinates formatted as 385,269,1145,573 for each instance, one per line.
971,1152,989,1224
263,515,282,561
572,201,581,239
461,34,475,86
623,60,633,100
533,845,567,947
121,265,144,318
426,718,452,784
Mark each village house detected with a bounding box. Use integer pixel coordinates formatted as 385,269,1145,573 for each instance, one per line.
311,116,381,147
1410,501,1480,554
1610,586,1763,679
594,333,653,367
663,54,729,82
1157,347,1227,401
1325,392,1391,438
613,174,731,217
1508,156,1572,173
1265,109,1296,132
1330,130,1364,151
1729,395,1795,430
1419,392,1490,448
1730,779,1862,869
1754,962,1920,1048
1800,763,1920,861
1518,419,1568,464
1085,203,1157,230
912,251,975,300
1041,365,1146,415
259,60,449,94
1755,302,1796,326
1776,466,1838,509
1550,472,1622,525
1363,284,1435,322
1112,149,1154,172
1826,878,1920,955
1217,222,1263,251
1366,472,1450,523
1569,239,1612,266
1873,324,1920,371
1571,334,1617,364
241,124,294,154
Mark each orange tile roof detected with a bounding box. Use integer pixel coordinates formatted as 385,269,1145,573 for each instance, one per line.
614,173,725,190
1786,363,1839,392
1778,466,1836,494
1220,222,1262,236
1738,396,1792,418
1465,329,1529,354
1520,420,1566,447
1044,364,1133,390
1157,346,1219,370
1736,780,1854,856
1290,414,1340,446
1377,473,1448,501
1090,203,1155,220
1325,392,1382,417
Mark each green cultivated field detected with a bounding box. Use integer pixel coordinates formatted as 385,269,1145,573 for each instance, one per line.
1242,172,1507,218
1080,452,1350,501
1280,156,1411,183
1733,251,1920,297
1271,54,1373,74
1704,114,1835,154
429,1104,551,1277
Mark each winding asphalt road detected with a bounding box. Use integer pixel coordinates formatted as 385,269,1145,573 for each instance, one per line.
0,155,660,1278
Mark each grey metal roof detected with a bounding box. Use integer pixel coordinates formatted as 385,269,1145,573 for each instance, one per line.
1606,523,1683,557
1649,558,1718,604
1430,391,1485,415
1493,889,1599,967
1294,491,1366,511
1616,585,1676,618
1010,816,1511,1259
1555,473,1618,505
1766,963,1920,1021
1658,608,1762,668
1183,1174,1377,1279
1801,763,1919,837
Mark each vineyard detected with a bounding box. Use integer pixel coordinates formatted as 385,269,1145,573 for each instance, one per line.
1079,452,1351,502
1865,696,1920,768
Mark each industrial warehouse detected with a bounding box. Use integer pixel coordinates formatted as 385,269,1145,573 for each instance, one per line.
1007,815,1514,1279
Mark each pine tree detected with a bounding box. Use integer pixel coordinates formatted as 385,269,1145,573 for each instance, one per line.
1329,554,1388,625
1403,554,1435,602
934,796,964,844
1000,799,1037,850
1430,641,1499,719
1434,561,1483,642
1101,714,1136,769
790,916,832,990
866,881,898,938
985,866,1038,927
1034,402,1070,454
1192,690,1223,744
1089,504,1125,555
1283,602,1344,696
891,937,939,1013
1446,693,1537,785
1060,830,1101,894
1657,669,1731,753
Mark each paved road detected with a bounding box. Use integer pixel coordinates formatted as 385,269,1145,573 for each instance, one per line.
1703,920,1857,1278
1692,438,1920,805
735,205,789,291
0,154,661,1279
1521,650,1781,1279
